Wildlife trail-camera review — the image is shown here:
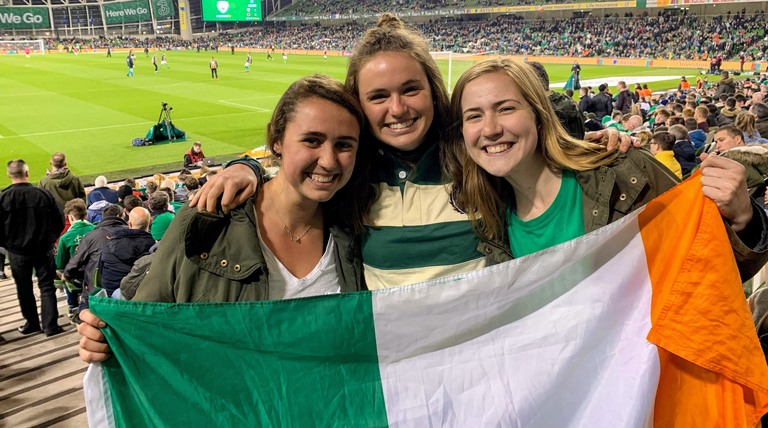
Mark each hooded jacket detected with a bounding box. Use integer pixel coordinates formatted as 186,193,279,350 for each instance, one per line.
64,216,128,290
38,168,86,211
721,145,768,199
716,107,739,127
673,140,698,176
99,227,155,296
714,77,736,98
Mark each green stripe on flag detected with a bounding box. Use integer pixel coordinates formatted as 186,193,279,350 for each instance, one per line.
90,293,388,427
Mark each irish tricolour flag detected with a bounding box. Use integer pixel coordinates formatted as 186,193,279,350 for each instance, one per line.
84,176,768,427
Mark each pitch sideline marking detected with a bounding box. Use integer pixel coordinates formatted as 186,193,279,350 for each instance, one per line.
218,99,271,112
4,111,259,139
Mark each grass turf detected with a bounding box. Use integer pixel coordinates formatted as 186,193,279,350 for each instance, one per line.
0,50,712,188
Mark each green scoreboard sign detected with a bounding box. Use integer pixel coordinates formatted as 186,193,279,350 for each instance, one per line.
0,7,50,29
102,0,151,24
202,0,262,22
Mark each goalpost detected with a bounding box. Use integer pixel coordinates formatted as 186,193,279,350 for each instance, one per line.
430,51,499,93
0,39,46,55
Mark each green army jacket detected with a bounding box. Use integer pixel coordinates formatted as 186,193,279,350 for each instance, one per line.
134,199,365,303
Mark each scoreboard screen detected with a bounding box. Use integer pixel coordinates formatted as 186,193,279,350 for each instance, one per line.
202,0,262,22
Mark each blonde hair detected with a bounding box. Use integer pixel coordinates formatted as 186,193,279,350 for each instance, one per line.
735,110,757,136
448,59,619,241
634,130,653,148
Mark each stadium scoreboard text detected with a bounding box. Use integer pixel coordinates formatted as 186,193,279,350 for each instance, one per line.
202,0,262,22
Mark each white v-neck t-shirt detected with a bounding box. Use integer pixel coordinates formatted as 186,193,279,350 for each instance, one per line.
257,227,341,299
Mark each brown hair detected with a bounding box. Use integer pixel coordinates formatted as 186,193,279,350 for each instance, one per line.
64,198,87,220
266,74,370,233
345,14,454,176
448,59,619,242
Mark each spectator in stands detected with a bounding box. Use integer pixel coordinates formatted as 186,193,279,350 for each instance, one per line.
685,117,707,150
528,61,585,139
445,58,766,280
592,84,613,121
184,141,205,168
715,71,736,98
694,105,710,133
751,102,768,138
718,97,740,126
713,124,747,153
98,207,154,297
669,124,698,176
624,115,644,133
148,192,174,241
64,204,127,307
122,194,144,219
735,110,768,144
649,131,683,179
579,87,593,117
182,176,201,201
615,81,633,115
116,185,133,207
0,160,64,336
87,176,118,206
55,199,95,319
38,152,86,215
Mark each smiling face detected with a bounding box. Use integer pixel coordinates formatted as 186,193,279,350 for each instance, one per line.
272,97,360,204
356,52,434,151
460,71,540,181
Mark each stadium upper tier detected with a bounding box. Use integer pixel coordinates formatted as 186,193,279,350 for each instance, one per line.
39,11,768,62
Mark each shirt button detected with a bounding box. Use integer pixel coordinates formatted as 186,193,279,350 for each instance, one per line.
200,252,209,260
220,259,228,268
630,177,638,184
592,209,599,216
233,264,241,272
398,170,407,179
619,193,627,201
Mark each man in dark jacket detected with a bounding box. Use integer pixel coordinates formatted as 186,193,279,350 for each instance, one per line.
592,84,614,121
614,81,633,115
64,204,127,302
99,207,154,297
0,160,64,336
714,71,737,98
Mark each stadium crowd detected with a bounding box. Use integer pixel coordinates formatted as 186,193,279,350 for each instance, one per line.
34,9,768,61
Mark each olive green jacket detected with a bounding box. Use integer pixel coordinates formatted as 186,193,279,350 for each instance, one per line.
134,199,365,303
479,149,768,283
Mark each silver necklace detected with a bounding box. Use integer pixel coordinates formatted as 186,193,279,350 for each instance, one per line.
269,192,312,244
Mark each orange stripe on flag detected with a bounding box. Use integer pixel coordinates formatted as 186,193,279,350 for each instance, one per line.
639,173,768,426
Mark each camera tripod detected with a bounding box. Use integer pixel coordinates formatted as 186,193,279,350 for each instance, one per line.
157,102,176,142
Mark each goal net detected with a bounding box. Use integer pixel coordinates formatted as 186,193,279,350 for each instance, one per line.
0,39,46,55
430,51,498,93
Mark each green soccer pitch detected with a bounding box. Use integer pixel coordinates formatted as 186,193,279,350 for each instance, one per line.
0,50,705,188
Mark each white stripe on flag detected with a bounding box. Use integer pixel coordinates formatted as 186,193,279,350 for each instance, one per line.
84,363,116,428
373,210,660,427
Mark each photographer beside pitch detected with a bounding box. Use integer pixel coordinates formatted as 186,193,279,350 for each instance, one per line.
183,141,205,168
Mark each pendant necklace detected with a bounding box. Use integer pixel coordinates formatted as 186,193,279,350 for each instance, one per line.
269,192,312,244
